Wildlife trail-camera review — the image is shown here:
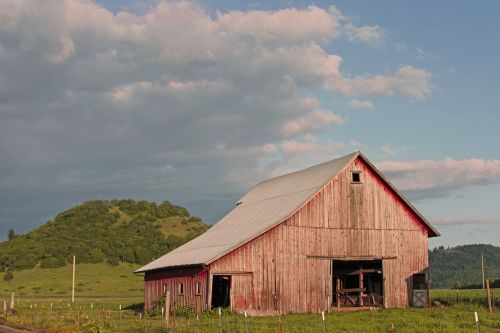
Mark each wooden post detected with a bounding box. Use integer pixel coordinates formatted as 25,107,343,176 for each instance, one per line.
359,269,364,307
164,290,170,329
218,307,222,333
474,311,480,333
72,256,76,303
481,254,485,289
10,292,14,311
207,273,213,310
321,311,327,333
336,277,340,308
486,279,492,313
3,299,6,317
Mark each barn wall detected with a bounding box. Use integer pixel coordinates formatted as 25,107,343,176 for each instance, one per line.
144,266,208,311
210,157,429,312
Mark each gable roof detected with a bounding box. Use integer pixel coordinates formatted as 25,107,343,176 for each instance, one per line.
136,152,439,273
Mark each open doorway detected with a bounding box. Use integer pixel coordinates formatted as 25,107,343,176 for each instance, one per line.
332,260,383,307
211,275,231,308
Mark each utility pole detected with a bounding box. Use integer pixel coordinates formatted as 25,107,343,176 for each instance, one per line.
481,254,485,289
72,256,76,303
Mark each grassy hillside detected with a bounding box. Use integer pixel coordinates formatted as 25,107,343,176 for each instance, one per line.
0,199,209,273
429,244,500,288
0,263,143,298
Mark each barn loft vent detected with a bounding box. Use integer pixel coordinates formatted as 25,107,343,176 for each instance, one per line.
352,171,361,183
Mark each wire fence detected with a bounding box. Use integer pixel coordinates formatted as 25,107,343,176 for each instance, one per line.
1,292,499,333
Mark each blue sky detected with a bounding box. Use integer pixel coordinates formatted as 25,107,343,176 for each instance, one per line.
0,1,499,247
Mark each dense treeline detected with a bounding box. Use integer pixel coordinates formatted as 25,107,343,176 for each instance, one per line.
429,244,500,289
0,200,208,274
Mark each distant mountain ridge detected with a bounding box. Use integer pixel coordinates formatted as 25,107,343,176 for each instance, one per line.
0,199,208,273
429,244,500,289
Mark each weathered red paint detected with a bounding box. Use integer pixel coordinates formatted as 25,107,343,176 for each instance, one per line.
142,156,433,313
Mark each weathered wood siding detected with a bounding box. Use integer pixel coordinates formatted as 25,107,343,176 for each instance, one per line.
210,157,429,312
144,266,208,311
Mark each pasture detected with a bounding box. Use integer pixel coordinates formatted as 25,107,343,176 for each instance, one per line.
1,289,498,332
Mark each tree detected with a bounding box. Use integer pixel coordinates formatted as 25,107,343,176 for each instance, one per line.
8,228,15,241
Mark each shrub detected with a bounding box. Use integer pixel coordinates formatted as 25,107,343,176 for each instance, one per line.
40,255,66,268
106,257,120,266
4,270,14,281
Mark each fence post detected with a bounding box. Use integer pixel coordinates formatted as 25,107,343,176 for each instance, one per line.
322,311,327,333
474,311,480,333
119,304,122,332
10,292,15,311
218,307,222,333
3,299,6,319
244,310,249,333
165,290,171,329
486,279,492,313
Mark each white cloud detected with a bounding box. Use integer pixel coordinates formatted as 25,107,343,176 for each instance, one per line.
281,109,344,137
347,99,375,110
344,23,386,47
281,139,344,155
328,66,433,100
217,6,340,42
378,158,500,200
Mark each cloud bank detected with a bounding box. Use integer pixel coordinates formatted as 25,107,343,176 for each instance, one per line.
0,0,434,231
378,158,500,200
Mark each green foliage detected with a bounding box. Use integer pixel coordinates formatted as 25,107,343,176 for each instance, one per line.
40,255,66,268
157,200,189,218
4,270,13,281
0,199,208,272
429,244,500,288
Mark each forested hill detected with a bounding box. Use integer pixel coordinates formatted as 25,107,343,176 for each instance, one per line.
0,200,209,272
429,244,500,289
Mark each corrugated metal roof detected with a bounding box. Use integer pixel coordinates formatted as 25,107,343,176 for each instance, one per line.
135,151,439,273
135,152,357,272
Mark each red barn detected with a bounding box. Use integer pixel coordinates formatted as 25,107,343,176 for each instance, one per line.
136,152,439,313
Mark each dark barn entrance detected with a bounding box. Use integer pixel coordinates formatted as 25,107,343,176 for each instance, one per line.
332,260,383,307
211,275,231,308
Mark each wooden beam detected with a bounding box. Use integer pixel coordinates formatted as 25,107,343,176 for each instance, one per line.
211,271,253,275
207,273,213,310
307,255,397,261
334,268,381,276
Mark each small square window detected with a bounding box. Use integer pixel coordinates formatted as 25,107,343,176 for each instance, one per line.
352,172,361,183
178,283,184,295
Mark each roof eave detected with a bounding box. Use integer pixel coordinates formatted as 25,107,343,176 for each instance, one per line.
134,263,206,274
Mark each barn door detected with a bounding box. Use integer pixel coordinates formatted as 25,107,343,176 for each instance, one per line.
230,274,253,310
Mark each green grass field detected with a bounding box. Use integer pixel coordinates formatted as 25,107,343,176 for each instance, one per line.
0,263,143,298
1,289,498,332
